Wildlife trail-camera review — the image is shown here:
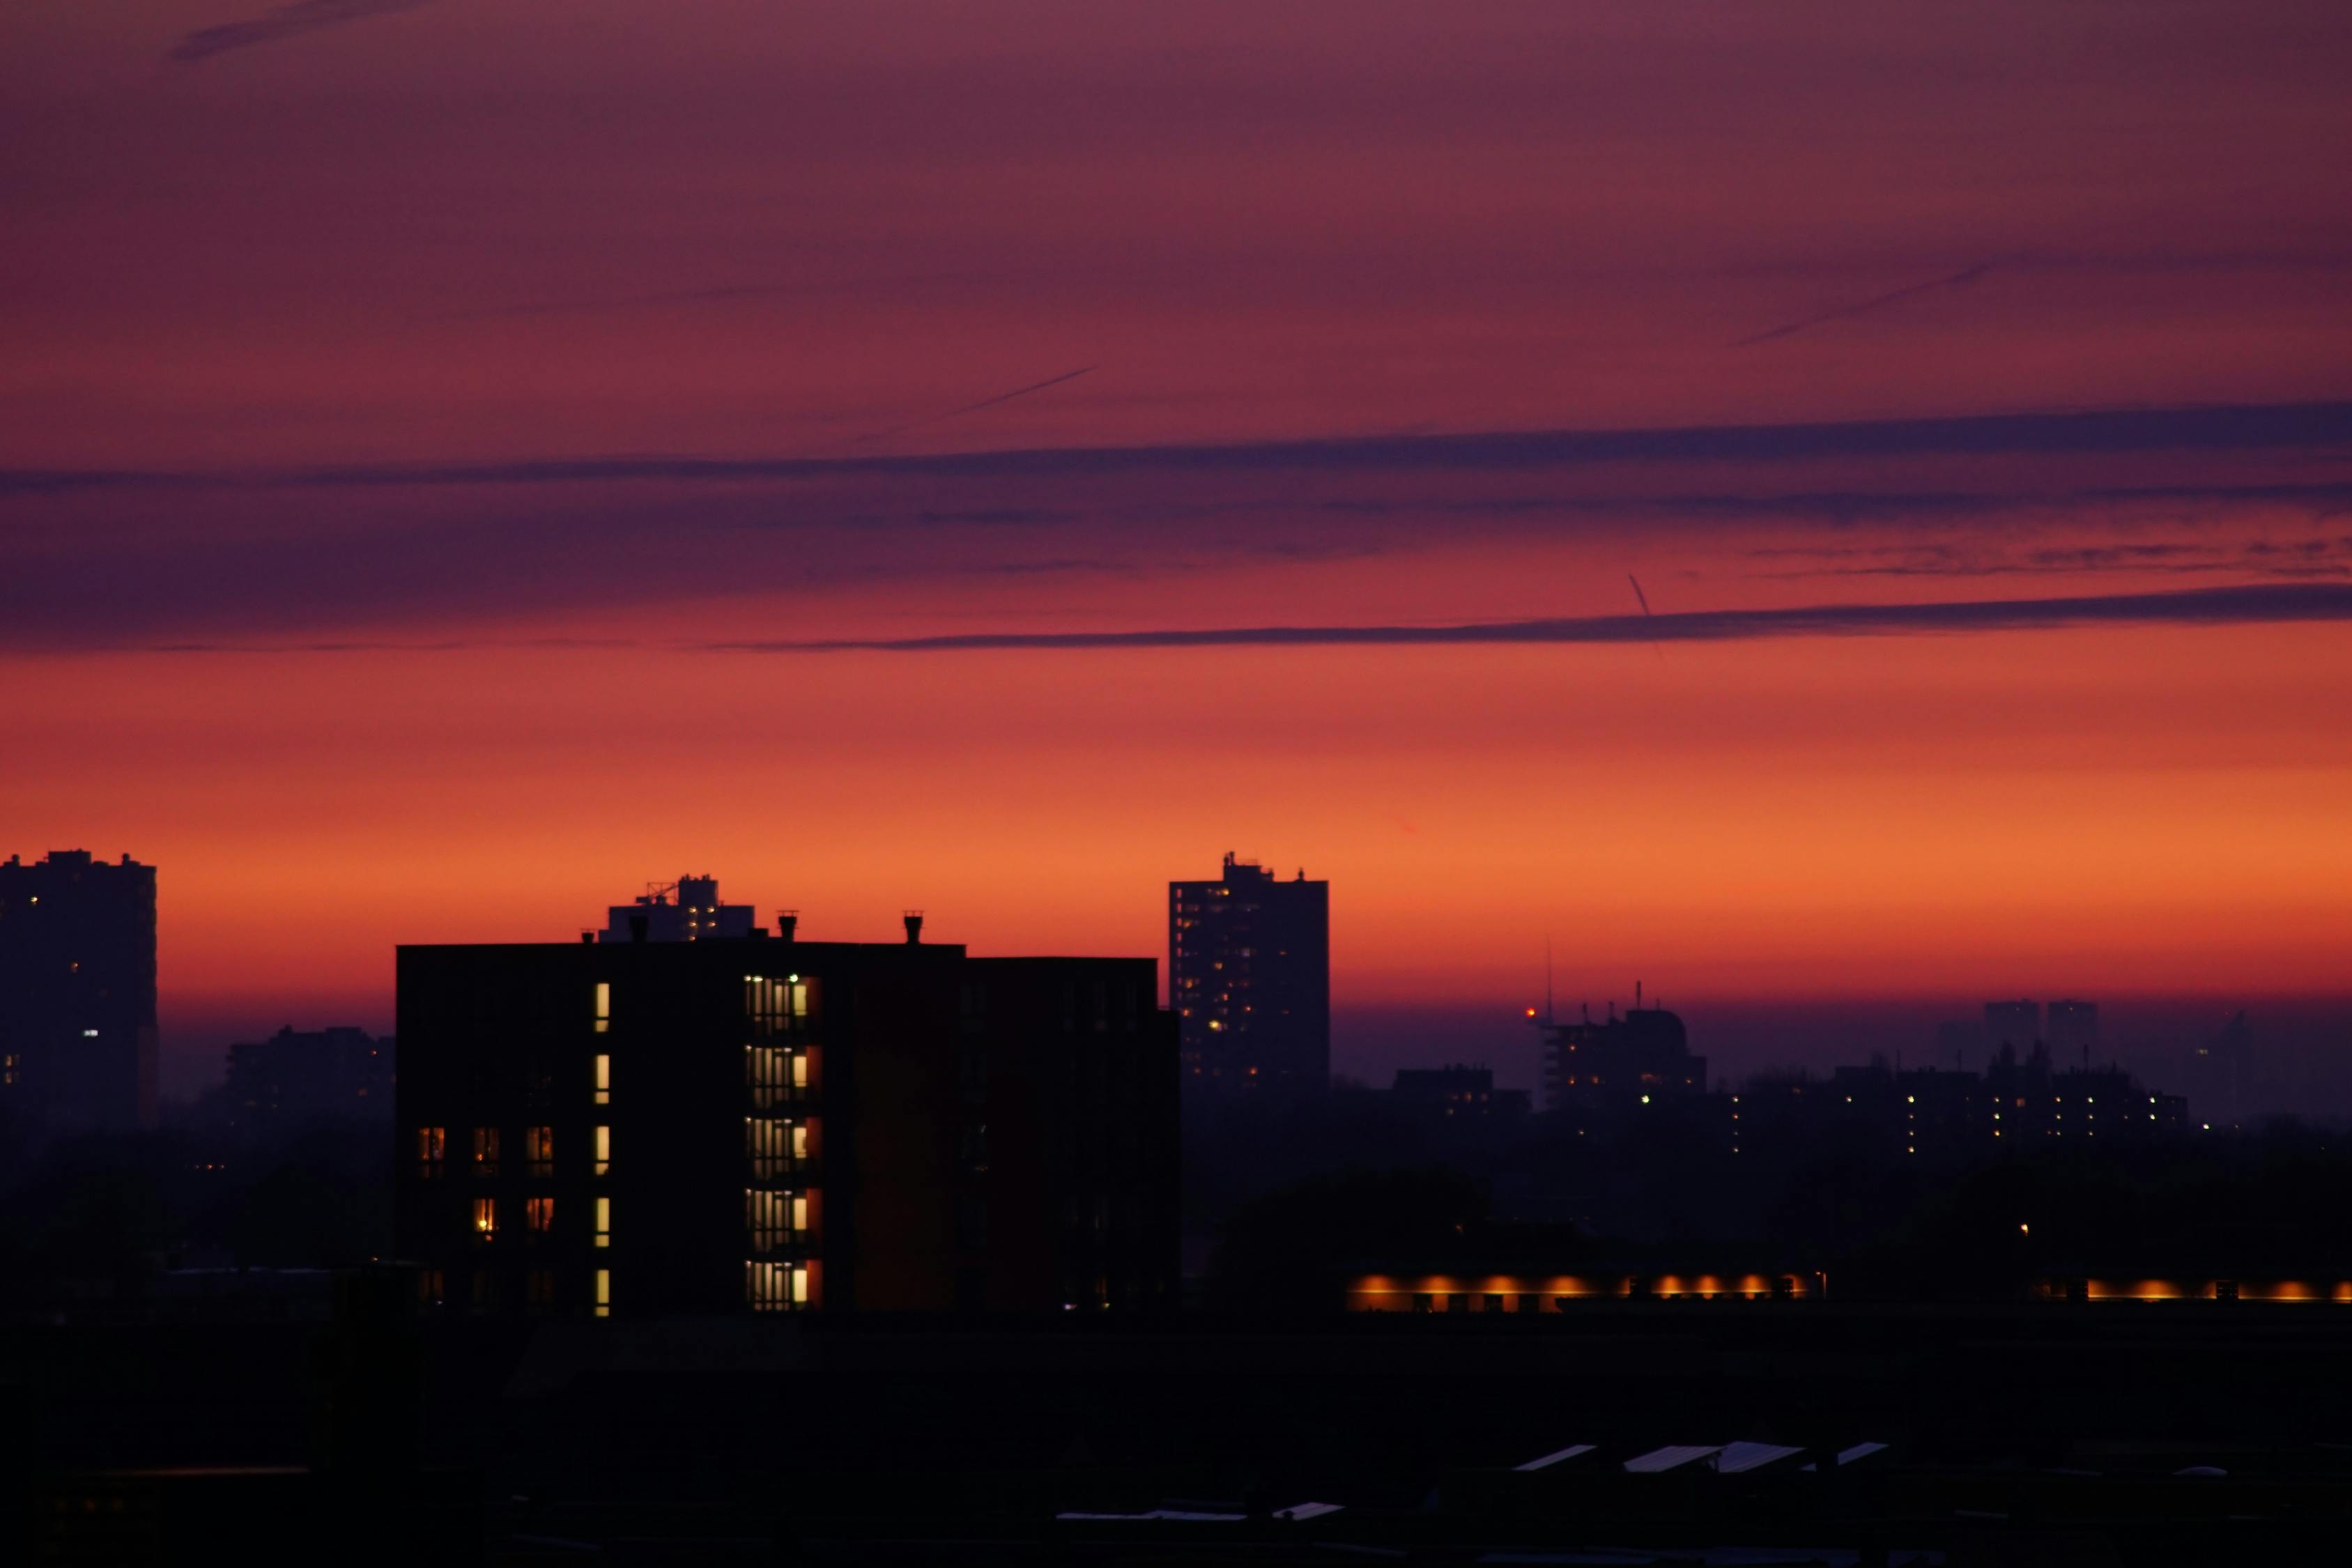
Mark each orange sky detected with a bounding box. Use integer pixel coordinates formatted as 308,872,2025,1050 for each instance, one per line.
3,2,2350,1084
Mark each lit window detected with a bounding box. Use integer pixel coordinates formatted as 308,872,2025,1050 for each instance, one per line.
745,1261,811,1312
594,982,610,1033
594,1053,610,1105
746,1117,809,1179
418,1126,447,1176
474,1197,498,1238
594,1268,610,1319
526,1197,554,1232
594,1125,611,1177
594,1196,610,1248
472,1126,500,1176
527,1125,554,1178
748,1187,808,1252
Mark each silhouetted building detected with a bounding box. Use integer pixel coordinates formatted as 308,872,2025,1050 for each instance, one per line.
1169,852,1329,1096
211,1024,394,1141
0,849,158,1137
1392,1064,1530,1121
2047,999,2100,1066
1983,999,2040,1052
1539,997,1703,1120
397,897,1178,1318
2188,1009,2253,1129
599,875,756,943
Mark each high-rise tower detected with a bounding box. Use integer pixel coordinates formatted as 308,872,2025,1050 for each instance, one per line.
0,850,160,1137
1168,852,1329,1096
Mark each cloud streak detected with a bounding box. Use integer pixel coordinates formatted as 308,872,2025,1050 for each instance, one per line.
6,399,2349,496
1735,261,2000,348
169,0,433,62
709,582,2352,654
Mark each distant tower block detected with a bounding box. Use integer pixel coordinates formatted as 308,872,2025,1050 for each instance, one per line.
1983,999,2041,1053
1169,852,1330,1096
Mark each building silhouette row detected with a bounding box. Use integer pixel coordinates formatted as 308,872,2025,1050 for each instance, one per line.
395,879,1180,1318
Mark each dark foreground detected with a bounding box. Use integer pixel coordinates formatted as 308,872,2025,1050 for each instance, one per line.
14,1296,2352,1565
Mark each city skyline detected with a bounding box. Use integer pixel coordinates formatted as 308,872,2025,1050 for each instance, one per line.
10,843,2312,1116
6,3,2348,1098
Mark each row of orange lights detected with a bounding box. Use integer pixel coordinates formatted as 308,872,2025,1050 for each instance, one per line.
1349,1273,1809,1308
2043,1279,2352,1303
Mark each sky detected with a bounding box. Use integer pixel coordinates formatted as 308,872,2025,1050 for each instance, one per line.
4,1,2351,1098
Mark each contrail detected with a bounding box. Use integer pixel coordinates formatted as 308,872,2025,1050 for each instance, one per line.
858,366,1096,445
1734,261,1998,348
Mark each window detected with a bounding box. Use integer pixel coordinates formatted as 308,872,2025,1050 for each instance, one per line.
472,1126,500,1177
746,1045,807,1107
594,1268,611,1319
745,975,815,1037
594,982,610,1033
526,1125,553,1178
746,1260,811,1312
746,1117,810,1178
594,1196,610,1248
417,1126,446,1177
594,1054,610,1105
527,1270,554,1309
419,1269,446,1307
747,1188,808,1252
473,1197,498,1239
526,1197,554,1233
593,1125,610,1176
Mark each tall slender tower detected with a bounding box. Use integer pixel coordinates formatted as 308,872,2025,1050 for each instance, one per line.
1168,852,1329,1096
0,850,160,1138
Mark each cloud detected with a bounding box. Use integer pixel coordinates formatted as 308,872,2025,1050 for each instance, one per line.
709,582,2352,654
1734,261,2001,348
169,0,433,63
6,399,2349,496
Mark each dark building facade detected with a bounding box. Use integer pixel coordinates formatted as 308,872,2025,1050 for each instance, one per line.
209,1024,393,1142
1392,1065,1531,1121
1169,852,1329,1096
1538,1002,1704,1120
0,850,159,1138
395,907,1178,1319
1732,1043,2189,1159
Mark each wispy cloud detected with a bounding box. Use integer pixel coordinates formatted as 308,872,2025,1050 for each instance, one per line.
705,582,2352,654
1735,261,2000,348
6,400,2348,496
170,0,433,63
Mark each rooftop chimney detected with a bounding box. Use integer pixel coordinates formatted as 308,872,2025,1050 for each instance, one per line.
903,910,925,945
580,931,594,946
776,911,798,943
